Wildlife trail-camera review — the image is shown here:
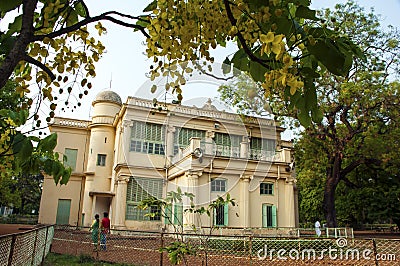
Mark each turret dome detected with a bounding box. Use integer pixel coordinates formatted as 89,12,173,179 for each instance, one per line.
93,90,122,106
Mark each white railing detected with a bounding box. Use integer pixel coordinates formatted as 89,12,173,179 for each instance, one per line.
53,117,89,128
127,96,275,126
171,141,283,163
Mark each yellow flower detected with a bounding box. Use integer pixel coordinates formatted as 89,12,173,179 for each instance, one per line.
260,32,285,56
260,32,274,43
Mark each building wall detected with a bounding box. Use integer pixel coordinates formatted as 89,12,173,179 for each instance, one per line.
39,95,297,231
38,118,89,226
39,175,84,225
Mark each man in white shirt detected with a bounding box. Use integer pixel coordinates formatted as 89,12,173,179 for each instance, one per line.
315,220,321,237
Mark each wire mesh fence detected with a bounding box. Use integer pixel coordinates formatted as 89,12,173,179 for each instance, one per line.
0,224,53,266
50,225,400,265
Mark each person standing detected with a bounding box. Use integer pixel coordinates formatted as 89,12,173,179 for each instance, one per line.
89,214,100,251
100,212,111,251
315,220,321,237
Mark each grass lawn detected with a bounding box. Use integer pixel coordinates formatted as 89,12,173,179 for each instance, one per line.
43,253,132,266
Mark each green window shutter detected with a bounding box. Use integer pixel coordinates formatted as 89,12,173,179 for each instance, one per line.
64,148,78,171
164,204,172,225
224,203,229,226
262,204,267,228
213,208,216,226
272,205,277,227
174,203,183,225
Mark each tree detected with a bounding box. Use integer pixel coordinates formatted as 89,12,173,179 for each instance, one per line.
0,1,361,182
0,0,149,180
219,1,400,227
138,188,235,265
144,0,362,124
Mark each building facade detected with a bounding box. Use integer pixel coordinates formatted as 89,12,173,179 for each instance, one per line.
39,91,298,231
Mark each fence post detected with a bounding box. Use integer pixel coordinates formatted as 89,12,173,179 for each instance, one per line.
248,236,252,266
41,226,50,266
160,232,164,266
7,235,17,266
31,229,39,265
372,239,379,266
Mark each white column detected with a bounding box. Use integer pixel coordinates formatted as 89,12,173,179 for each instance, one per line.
240,136,249,159
285,179,296,227
113,176,130,229
166,125,175,164
205,130,215,155
185,171,202,229
122,121,132,163
240,175,251,228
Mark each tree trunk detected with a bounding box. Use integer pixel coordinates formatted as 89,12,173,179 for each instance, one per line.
0,0,37,90
323,155,342,227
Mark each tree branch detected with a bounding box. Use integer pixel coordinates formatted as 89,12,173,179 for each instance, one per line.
22,54,56,81
33,12,150,42
222,0,271,69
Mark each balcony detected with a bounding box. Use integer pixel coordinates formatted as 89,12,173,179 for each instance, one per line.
171,138,288,164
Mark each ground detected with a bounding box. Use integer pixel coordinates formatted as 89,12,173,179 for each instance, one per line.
0,224,37,235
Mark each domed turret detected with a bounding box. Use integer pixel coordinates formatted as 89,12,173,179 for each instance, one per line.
91,90,122,119
93,90,122,106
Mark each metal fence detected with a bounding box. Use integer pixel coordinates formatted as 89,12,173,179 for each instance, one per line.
0,224,54,266
51,225,400,266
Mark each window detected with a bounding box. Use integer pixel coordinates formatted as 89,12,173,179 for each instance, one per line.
214,133,241,157
214,203,228,226
249,137,276,160
130,121,165,155
64,148,78,171
262,204,277,228
211,179,226,192
260,183,274,195
126,177,163,221
97,154,106,166
173,203,183,225
174,127,205,155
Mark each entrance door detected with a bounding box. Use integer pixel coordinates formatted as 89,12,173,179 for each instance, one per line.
56,199,71,225
262,204,277,228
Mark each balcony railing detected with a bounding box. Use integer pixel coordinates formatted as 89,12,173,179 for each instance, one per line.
171,141,283,164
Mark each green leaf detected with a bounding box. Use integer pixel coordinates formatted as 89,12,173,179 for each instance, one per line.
244,0,268,11
300,67,320,79
295,6,318,20
304,88,317,111
311,108,324,123
307,39,347,76
249,61,268,82
12,133,33,161
74,1,87,17
65,8,78,27
222,57,231,74
0,36,17,55
0,0,22,13
297,109,311,127
37,133,58,152
134,16,150,31
231,49,249,72
5,15,22,38
143,0,157,12
274,17,293,37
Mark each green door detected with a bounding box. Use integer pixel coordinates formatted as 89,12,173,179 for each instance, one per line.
56,199,71,225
